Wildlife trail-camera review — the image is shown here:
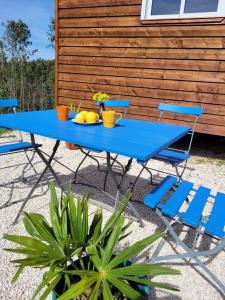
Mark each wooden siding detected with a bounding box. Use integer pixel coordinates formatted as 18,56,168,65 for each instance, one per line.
56,0,225,136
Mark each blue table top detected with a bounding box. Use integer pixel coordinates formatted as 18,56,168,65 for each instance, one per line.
0,110,191,162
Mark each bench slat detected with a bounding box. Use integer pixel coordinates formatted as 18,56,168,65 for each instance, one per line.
205,192,225,238
144,176,177,209
179,186,210,227
160,180,193,218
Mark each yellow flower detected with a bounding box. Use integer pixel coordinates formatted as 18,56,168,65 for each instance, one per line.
93,92,109,102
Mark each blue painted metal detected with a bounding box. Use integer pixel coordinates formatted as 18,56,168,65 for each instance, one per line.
0,110,191,162
179,186,210,227
144,175,225,238
97,100,130,108
0,142,37,154
159,180,193,218
144,176,177,209
0,99,18,108
159,103,204,116
154,149,190,164
205,192,225,238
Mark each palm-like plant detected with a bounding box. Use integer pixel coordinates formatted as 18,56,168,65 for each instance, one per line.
4,184,180,299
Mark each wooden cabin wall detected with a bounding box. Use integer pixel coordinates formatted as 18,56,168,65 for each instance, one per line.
56,0,225,136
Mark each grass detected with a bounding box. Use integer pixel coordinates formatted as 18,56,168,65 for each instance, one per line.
195,157,225,166
0,128,16,139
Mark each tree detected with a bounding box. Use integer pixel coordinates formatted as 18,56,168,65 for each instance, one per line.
2,20,37,107
47,17,55,48
0,40,9,98
0,19,55,111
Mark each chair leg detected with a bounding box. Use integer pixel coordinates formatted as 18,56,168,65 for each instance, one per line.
174,160,188,181
151,209,225,294
130,162,153,194
22,150,37,180
103,155,128,191
73,151,90,183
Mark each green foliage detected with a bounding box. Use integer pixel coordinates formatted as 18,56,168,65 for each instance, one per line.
4,184,180,299
0,57,54,110
0,19,54,111
47,17,55,49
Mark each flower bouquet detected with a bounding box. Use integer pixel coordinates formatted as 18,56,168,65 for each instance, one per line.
93,92,109,119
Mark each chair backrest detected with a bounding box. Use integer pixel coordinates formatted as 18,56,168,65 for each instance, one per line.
0,99,18,110
159,103,203,117
97,100,130,116
0,99,22,143
158,103,204,154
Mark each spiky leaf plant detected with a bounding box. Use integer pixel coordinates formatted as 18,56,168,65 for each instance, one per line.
4,184,180,299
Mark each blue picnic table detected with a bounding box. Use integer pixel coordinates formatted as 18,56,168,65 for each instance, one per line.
0,110,191,224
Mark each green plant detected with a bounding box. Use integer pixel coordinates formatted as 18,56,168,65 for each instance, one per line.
4,184,180,299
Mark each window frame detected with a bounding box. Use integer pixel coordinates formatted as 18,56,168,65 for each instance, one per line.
141,0,225,21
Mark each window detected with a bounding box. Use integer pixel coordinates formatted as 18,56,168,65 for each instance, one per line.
141,0,225,20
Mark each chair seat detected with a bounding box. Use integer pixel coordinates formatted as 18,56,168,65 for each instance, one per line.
153,149,190,164
0,142,41,154
144,176,225,239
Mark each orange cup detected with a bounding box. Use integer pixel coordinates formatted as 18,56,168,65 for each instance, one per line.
102,110,122,128
56,105,69,121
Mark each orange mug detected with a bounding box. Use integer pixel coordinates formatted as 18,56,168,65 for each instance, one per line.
102,110,122,128
56,105,69,121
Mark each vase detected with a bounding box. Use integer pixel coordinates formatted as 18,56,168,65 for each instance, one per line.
98,102,105,120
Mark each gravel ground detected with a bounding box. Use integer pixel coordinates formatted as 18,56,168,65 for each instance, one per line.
0,132,225,300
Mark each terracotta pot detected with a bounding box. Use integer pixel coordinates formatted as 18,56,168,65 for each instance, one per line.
65,142,79,150
56,105,69,121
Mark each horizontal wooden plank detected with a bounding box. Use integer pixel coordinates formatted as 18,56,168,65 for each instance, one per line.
58,81,225,105
59,17,141,28
59,5,140,18
59,37,225,49
59,0,141,9
58,47,225,60
58,72,225,94
59,26,225,38
57,95,225,127
58,64,225,83
58,56,225,72
58,89,225,116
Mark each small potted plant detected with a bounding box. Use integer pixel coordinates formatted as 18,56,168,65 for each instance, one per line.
4,185,180,299
93,92,109,119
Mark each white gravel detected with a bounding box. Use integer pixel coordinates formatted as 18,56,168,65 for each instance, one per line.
0,132,225,300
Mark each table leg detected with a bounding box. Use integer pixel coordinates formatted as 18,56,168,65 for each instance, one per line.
106,152,144,227
13,134,63,224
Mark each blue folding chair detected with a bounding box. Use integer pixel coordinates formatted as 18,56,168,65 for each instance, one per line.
0,99,41,183
144,175,225,293
73,100,130,190
153,103,203,178
130,103,203,194
131,103,203,193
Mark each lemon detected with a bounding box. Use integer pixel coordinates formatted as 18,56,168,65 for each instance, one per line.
86,111,98,123
75,113,85,123
80,111,88,119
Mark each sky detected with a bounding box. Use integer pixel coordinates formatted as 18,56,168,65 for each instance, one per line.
0,0,54,60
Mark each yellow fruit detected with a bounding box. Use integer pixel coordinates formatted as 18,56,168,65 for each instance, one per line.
75,113,85,123
86,111,98,123
80,111,88,119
